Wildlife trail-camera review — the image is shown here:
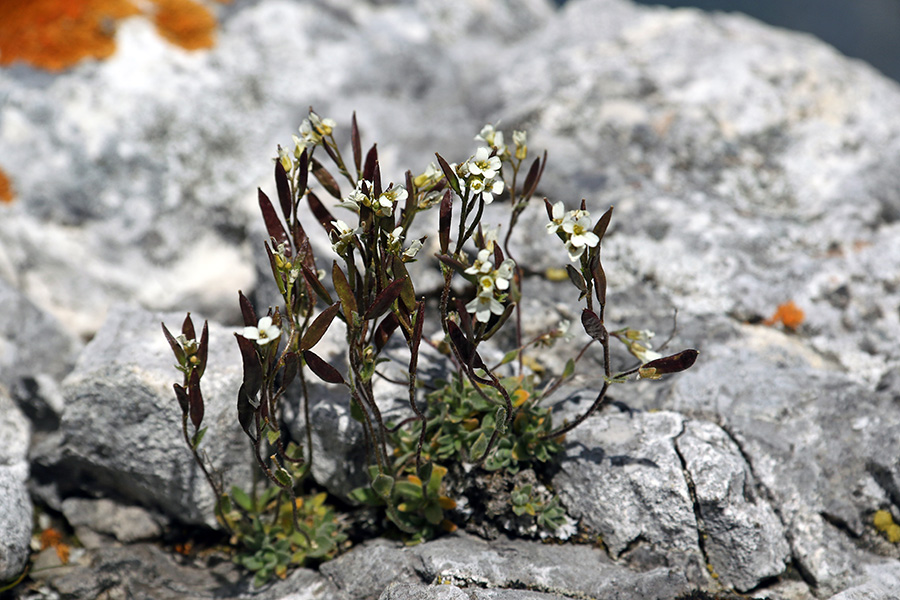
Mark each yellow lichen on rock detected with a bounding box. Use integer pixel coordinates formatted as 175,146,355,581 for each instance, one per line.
873,509,900,543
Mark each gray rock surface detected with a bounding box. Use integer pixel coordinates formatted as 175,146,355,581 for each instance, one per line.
27,542,336,600
60,497,163,547
0,388,32,582
31,304,254,527
676,419,790,591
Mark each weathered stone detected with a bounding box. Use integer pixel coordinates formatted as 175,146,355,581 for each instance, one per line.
0,387,32,582
827,561,900,600
0,277,81,388
675,420,790,591
552,410,705,583
61,498,163,547
413,532,690,600
319,538,421,600
669,328,900,596
31,305,254,528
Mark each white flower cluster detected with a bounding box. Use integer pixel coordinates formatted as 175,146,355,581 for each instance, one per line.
293,111,336,152
464,248,515,323
339,180,407,219
546,202,600,262
458,146,505,204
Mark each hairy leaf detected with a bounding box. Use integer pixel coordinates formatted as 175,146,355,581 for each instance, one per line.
373,312,399,353
581,309,607,344
173,383,189,415
302,263,334,306
307,192,337,237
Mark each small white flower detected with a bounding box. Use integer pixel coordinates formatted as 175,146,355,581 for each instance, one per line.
482,226,500,251
468,147,501,179
403,238,424,259
493,258,515,291
377,186,407,218
513,130,527,161
331,219,359,254
386,226,404,252
414,162,443,188
466,290,505,323
546,201,566,235
242,316,281,346
562,209,600,261
296,112,336,150
465,249,494,276
479,176,504,204
475,124,507,155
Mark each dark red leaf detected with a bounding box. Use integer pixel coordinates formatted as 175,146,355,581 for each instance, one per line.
307,192,337,237
543,197,554,221
593,205,613,244
435,153,461,197
296,147,309,200
188,370,204,429
641,349,699,377
237,383,257,440
566,264,587,293
522,154,543,200
162,322,185,365
363,144,378,182
238,290,257,328
196,320,209,378
351,112,362,176
303,350,345,384
581,309,607,344
275,160,292,222
173,383,189,415
234,333,263,397
373,312,399,353
258,188,290,249
302,263,334,306
311,159,342,199
363,275,408,321
300,302,340,351
591,253,607,308
181,313,196,340
439,190,452,254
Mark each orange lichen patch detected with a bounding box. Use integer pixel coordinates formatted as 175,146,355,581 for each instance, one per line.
0,0,140,71
39,527,71,564
0,167,14,204
149,0,217,50
764,300,805,331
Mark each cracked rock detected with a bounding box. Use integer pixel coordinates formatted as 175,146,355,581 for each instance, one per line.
675,419,790,591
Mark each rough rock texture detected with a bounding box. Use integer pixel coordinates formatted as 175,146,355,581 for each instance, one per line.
26,542,336,600
61,497,163,547
553,410,789,591
31,304,254,527
320,532,689,600
0,277,81,389
0,387,32,581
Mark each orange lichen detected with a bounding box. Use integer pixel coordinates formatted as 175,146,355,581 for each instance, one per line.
0,0,220,72
149,0,217,50
764,301,805,331
39,527,71,564
0,0,140,71
0,168,14,204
